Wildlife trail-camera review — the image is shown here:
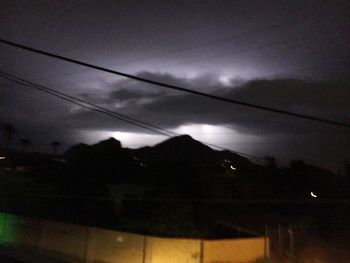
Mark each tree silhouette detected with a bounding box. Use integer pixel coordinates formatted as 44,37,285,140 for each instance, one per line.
2,123,17,148
50,141,61,154
20,139,31,152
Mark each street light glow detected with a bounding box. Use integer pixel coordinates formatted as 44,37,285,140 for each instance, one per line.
310,192,317,198
0,157,6,160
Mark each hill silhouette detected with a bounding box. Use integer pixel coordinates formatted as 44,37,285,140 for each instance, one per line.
61,135,257,198
134,134,252,167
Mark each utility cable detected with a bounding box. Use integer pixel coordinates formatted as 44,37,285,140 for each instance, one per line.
0,71,265,162
0,38,349,128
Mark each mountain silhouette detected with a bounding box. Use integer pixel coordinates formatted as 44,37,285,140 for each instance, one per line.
135,135,252,167
64,135,254,169
90,137,122,153
62,135,256,187
65,138,123,160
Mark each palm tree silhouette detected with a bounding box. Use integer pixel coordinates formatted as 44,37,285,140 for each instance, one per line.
50,141,61,154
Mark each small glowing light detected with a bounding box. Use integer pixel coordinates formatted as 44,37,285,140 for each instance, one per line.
230,165,237,170
0,157,5,160
310,192,317,198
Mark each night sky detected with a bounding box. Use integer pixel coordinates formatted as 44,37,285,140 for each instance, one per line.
0,0,349,170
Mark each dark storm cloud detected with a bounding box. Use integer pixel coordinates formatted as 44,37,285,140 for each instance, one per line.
106,72,224,95
110,89,154,101
62,72,350,136
2,70,349,137
2,71,350,170
0,0,349,168
135,77,350,135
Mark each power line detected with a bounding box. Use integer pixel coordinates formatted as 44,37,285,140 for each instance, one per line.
31,20,303,86
0,38,349,128
39,35,344,88
3,72,177,137
25,23,289,84
0,71,264,162
0,73,171,137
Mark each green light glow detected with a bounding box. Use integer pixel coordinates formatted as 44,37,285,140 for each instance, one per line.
0,212,19,245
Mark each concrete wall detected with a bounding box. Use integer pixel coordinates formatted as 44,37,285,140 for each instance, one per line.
147,237,201,263
88,228,144,263
204,238,269,263
38,220,88,262
0,212,268,263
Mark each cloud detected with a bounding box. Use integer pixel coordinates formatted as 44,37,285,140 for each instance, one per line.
2,71,350,169
2,71,350,136
54,72,349,136
62,73,350,170
2,71,350,147
109,88,166,101
110,89,151,100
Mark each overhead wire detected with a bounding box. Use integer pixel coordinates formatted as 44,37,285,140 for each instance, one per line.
0,72,172,137
0,38,349,128
31,19,295,85
0,71,265,162
33,38,347,98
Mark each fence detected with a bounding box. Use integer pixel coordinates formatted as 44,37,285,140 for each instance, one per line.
0,212,269,263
